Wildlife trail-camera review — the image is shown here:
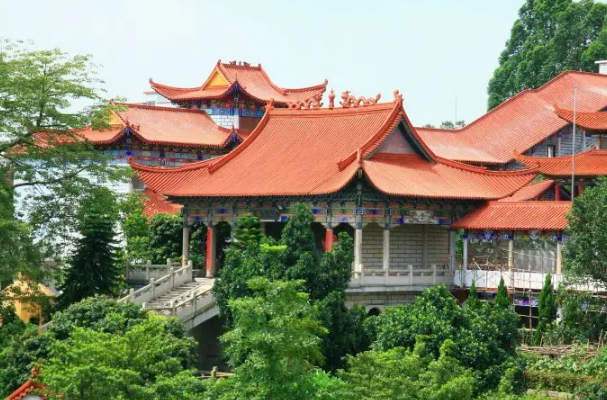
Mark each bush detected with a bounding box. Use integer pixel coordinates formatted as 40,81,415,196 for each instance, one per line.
524,370,604,393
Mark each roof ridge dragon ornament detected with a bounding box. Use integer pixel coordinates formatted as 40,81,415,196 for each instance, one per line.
340,91,381,108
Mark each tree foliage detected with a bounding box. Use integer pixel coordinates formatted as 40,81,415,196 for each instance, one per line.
495,276,510,309
488,0,607,109
535,274,555,344
366,285,521,394
207,278,326,400
231,214,261,249
467,280,480,311
40,314,205,400
57,188,122,309
565,176,607,287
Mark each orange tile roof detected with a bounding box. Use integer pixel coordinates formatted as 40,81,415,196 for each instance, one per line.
75,103,233,148
498,179,555,202
131,99,537,200
362,153,537,200
516,149,607,178
554,106,607,130
7,379,46,400
142,187,182,217
451,201,571,230
416,71,607,165
149,60,328,105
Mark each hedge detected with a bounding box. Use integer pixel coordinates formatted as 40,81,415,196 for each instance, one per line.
524,370,605,393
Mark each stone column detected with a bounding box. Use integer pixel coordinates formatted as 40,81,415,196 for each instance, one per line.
182,225,190,265
382,225,390,273
507,235,514,273
325,227,333,252
554,181,561,201
206,225,217,278
354,219,363,274
556,236,563,274
449,230,456,272
578,182,585,196
422,224,429,268
462,233,469,273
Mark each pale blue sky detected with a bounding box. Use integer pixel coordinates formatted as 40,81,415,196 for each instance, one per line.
0,0,523,126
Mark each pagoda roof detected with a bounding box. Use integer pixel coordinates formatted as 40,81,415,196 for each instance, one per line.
142,187,182,217
77,103,234,148
516,149,607,178
131,96,537,201
149,60,328,105
554,105,607,130
416,71,607,165
498,179,555,202
451,201,570,231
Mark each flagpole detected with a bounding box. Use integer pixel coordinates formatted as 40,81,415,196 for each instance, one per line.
571,85,577,199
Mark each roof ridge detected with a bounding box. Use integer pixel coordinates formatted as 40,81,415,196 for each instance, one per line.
130,156,219,173
149,78,203,92
436,155,539,176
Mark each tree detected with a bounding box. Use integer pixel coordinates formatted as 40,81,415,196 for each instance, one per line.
535,274,555,344
487,0,607,109
40,314,205,400
0,296,197,396
207,278,326,400
467,280,480,310
57,188,121,309
337,340,476,400
495,276,510,309
119,192,153,263
148,213,183,263
0,40,128,276
565,176,607,287
231,214,261,249
366,285,521,394
422,121,466,129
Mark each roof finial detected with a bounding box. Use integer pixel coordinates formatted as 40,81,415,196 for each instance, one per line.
286,93,323,110
394,89,403,106
265,98,275,111
341,91,382,108
328,89,335,110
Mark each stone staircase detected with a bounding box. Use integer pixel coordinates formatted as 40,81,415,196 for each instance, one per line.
119,263,218,330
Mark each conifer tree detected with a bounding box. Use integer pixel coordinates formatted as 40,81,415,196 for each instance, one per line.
232,214,262,249
57,189,121,310
467,280,480,310
535,273,555,344
494,276,510,309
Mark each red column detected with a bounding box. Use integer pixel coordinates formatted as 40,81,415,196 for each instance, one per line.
554,181,561,201
578,182,585,196
325,228,333,252
206,225,216,277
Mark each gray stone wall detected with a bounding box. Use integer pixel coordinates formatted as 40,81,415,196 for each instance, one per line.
529,126,598,157
389,225,424,269
426,225,450,267
345,291,417,310
362,223,383,270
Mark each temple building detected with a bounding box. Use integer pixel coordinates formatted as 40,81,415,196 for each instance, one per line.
148,60,328,130
131,92,538,307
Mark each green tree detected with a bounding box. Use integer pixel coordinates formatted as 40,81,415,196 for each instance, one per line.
57,188,121,310
0,40,128,276
40,314,205,400
207,278,326,400
338,340,476,400
231,214,261,249
487,0,607,109
467,280,480,311
495,276,510,309
535,274,555,344
119,192,153,263
148,213,183,263
0,296,196,396
566,176,607,287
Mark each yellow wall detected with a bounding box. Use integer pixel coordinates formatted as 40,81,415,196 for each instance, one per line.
205,70,229,88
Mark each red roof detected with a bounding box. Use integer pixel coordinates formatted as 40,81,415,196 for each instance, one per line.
131,99,537,200
149,60,328,105
498,179,555,202
78,103,233,148
516,149,607,178
416,71,607,165
8,379,46,400
451,201,571,230
142,187,182,217
555,106,607,130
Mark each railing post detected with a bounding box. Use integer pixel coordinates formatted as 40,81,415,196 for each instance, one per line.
142,302,146,309
167,258,172,266
150,278,155,299
170,267,175,289
129,288,135,303
146,260,152,281
170,300,176,315
193,292,198,314
408,265,413,285
432,264,437,285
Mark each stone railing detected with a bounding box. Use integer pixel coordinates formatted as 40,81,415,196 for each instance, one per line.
145,284,215,322
119,261,193,305
126,259,181,283
350,264,450,288
453,268,559,291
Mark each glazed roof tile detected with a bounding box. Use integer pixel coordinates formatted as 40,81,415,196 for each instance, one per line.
142,187,182,217
516,149,607,177
498,179,555,202
77,103,233,148
555,106,607,130
7,379,46,400
149,61,328,104
451,201,571,230
131,100,537,200
416,71,607,165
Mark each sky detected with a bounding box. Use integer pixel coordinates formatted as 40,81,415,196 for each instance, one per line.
0,0,523,126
